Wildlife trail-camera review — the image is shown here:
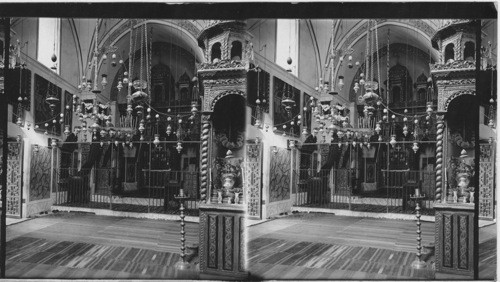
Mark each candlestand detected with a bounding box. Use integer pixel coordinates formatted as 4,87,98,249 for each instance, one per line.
410,193,427,269
175,188,192,270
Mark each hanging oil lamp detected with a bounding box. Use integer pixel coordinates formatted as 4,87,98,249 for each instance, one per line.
426,102,433,116
153,134,160,147
101,74,108,88
390,135,397,148
176,142,183,153
116,80,123,92
338,76,345,90
123,72,129,84
412,142,419,153
111,53,117,67
191,102,198,115
302,128,308,136
353,82,360,93
347,56,353,68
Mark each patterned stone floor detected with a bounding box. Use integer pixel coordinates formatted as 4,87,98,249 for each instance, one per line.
6,236,196,279
5,212,199,279
248,213,496,280
249,237,434,280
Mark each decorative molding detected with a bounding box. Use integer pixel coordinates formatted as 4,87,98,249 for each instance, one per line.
208,214,218,269
434,212,442,270
239,216,246,272
223,216,234,271
209,89,245,111
245,143,262,218
198,59,246,71
479,144,495,219
203,78,246,87
430,60,475,72
436,78,475,86
198,212,208,272
458,215,469,269
443,213,452,267
6,142,22,216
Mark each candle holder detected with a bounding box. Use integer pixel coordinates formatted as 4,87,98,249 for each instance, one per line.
410,193,427,269
174,188,192,270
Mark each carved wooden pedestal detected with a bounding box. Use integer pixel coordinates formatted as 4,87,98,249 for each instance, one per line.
199,203,247,280
434,203,475,278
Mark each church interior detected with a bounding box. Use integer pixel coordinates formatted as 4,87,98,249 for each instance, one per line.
0,5,497,280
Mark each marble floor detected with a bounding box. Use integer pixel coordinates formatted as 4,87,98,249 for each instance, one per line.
5,212,199,279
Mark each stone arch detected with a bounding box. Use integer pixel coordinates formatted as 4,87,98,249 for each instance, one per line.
97,19,204,68
444,43,455,62
443,89,475,112
230,40,242,60
463,41,475,61
210,90,245,111
211,42,222,62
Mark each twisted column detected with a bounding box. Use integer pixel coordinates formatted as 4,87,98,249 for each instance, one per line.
435,113,445,202
200,113,211,203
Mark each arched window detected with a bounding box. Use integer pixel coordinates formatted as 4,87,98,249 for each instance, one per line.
211,42,221,62
392,86,401,102
464,41,475,61
445,43,455,62
417,88,427,101
230,41,242,60
151,63,175,106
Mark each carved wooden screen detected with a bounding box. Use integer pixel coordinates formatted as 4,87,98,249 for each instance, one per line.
479,143,495,220
244,143,262,219
6,142,23,217
29,145,51,201
269,147,291,202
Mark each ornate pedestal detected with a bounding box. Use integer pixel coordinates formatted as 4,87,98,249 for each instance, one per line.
434,203,475,277
199,203,247,280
